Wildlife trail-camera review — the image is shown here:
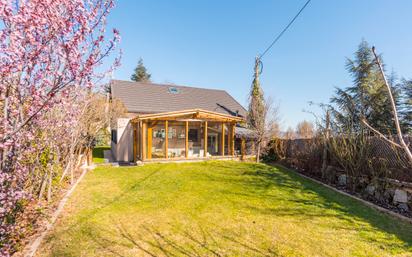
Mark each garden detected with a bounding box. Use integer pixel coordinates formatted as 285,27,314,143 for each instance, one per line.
38,161,412,256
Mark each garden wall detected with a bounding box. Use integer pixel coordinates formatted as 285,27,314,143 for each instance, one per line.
267,136,412,216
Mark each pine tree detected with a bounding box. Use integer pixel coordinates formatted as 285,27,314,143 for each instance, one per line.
331,40,399,134
131,58,151,82
400,79,412,132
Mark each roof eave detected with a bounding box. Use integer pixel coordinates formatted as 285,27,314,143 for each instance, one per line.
131,109,244,123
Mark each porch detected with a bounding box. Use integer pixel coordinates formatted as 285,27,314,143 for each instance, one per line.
131,109,246,162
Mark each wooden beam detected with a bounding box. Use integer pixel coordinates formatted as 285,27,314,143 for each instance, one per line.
142,122,147,161
231,123,235,156
131,109,244,123
147,125,152,160
133,123,137,162
221,122,225,156
185,121,189,158
241,138,245,161
138,122,142,160
204,121,208,157
139,123,142,159
165,120,168,159
227,123,231,155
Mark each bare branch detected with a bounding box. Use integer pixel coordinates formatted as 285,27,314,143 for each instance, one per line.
370,47,412,165
361,118,402,148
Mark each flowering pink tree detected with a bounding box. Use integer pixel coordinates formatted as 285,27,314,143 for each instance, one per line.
0,0,120,254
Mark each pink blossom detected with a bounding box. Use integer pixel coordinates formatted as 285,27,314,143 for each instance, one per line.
0,0,120,254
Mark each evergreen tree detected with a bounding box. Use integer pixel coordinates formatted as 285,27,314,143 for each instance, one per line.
400,79,412,132
331,40,399,134
247,57,266,162
131,58,151,82
248,58,265,129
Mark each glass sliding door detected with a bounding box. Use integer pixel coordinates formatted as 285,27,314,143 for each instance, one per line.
147,121,166,159
207,122,223,156
187,122,204,158
144,120,234,159
167,121,186,158
223,123,230,156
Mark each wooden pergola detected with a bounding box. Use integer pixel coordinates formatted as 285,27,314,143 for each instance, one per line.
130,109,244,161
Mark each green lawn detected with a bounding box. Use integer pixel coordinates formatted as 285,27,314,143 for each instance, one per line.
92,146,110,163
38,162,412,257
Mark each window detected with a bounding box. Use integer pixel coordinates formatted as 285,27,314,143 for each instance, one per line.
168,87,180,94
149,122,166,158
188,129,198,142
167,121,186,158
153,128,165,138
111,129,117,143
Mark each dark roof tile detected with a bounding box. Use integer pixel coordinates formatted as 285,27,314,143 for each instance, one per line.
111,80,247,117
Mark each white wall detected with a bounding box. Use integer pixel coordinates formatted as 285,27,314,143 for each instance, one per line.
111,118,134,162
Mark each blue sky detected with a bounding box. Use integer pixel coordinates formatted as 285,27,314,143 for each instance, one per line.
106,0,412,129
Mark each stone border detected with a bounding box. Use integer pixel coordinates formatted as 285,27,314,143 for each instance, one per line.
274,164,412,225
23,165,94,257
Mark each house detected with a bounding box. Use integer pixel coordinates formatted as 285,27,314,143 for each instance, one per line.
110,80,254,162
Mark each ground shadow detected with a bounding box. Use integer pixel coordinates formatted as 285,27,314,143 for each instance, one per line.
232,163,412,249
44,162,412,256
45,166,164,242
87,221,280,257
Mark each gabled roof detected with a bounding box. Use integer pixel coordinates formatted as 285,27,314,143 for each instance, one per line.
110,80,247,117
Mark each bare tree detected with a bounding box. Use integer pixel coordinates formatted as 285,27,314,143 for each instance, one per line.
60,93,126,182
284,127,296,140
249,97,280,162
296,120,315,139
361,47,412,165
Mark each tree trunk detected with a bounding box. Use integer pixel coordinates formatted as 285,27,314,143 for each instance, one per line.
38,171,48,200
256,142,261,163
47,168,52,203
371,47,412,165
2,89,9,170
321,110,330,179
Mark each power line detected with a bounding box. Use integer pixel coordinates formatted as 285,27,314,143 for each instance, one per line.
259,0,312,59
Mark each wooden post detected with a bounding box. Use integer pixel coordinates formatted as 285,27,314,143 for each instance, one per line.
133,123,137,162
138,122,141,159
142,122,147,161
204,121,208,157
231,123,235,156
185,121,189,158
227,124,230,155
165,120,168,159
241,138,245,160
136,123,140,160
221,122,225,156
139,121,143,160
147,123,152,159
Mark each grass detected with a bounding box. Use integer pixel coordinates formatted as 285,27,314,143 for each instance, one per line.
38,161,412,256
92,146,110,163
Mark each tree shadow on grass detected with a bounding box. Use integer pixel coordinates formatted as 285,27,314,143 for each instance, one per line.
45,167,163,244
85,221,280,257
231,163,412,249
45,162,412,256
